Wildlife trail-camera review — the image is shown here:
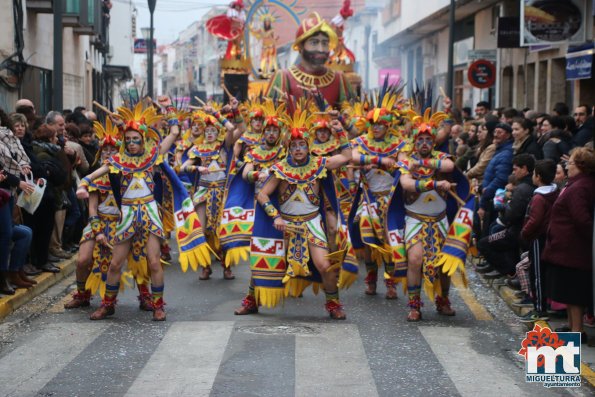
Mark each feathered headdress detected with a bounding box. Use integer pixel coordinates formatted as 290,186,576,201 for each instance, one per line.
92,118,121,166
261,98,286,129
93,118,121,148
116,102,163,142
410,108,449,141
280,96,315,148
409,80,448,141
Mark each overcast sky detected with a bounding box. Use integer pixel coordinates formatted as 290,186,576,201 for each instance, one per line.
125,0,230,45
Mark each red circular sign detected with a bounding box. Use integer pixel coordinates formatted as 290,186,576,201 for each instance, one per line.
468,59,496,89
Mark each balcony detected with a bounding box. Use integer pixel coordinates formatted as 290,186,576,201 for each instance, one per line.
26,0,53,13
63,0,103,36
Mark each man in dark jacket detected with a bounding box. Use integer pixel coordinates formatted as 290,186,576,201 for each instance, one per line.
477,123,514,236
478,154,536,278
571,104,593,148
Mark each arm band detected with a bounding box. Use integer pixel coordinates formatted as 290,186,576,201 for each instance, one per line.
420,159,442,170
247,171,260,184
89,216,102,236
415,179,435,193
262,200,280,220
360,155,380,165
80,176,91,189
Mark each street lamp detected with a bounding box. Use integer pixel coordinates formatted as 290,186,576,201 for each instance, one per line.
146,0,157,98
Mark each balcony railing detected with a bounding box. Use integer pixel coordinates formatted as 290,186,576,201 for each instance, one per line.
26,0,53,13
63,0,102,36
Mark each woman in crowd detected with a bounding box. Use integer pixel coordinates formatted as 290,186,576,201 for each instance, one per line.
0,109,36,293
542,147,595,340
466,119,497,185
24,124,68,273
511,117,542,159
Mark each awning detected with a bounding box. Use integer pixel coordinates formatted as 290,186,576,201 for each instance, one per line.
103,65,133,81
566,43,594,81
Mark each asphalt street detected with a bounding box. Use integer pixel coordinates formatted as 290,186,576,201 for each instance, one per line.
0,252,591,397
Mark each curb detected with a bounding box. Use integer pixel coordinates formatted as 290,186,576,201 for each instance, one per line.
0,257,76,322
473,265,595,389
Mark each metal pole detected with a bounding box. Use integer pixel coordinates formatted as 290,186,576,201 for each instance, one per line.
53,0,63,110
148,0,157,98
446,0,455,98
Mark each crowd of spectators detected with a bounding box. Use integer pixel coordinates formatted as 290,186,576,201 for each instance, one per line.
451,101,595,342
0,100,99,294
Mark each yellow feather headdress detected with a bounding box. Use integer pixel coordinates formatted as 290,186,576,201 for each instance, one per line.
116,102,163,143
410,108,449,140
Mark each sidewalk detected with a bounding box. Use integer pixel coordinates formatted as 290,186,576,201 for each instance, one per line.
469,257,595,389
0,258,76,322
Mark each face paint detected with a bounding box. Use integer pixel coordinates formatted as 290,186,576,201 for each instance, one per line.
125,136,143,145
290,140,308,152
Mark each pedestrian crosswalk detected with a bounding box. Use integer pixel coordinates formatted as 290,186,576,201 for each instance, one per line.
0,319,571,397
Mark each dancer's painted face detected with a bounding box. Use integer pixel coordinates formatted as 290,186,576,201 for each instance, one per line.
315,128,330,143
289,139,309,162
371,123,387,139
124,131,143,155
205,126,218,143
415,133,433,157
251,117,263,132
100,145,118,162
263,126,280,145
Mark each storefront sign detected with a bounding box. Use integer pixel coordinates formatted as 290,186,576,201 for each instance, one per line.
497,17,521,48
566,47,593,80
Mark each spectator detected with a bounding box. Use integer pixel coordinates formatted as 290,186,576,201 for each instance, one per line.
462,107,473,121
475,101,490,119
78,122,98,168
572,104,593,148
479,154,536,279
477,122,514,234
554,161,568,189
0,109,36,292
455,132,474,171
511,117,542,159
466,119,497,185
543,147,595,337
25,124,68,273
519,159,559,322
15,99,41,132
543,116,572,163
500,107,521,125
552,102,570,117
46,111,76,262
64,123,89,176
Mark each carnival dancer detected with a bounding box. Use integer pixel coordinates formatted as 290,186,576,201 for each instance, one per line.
232,101,265,168
180,99,244,280
221,100,286,306
234,103,352,319
349,93,408,299
64,118,153,310
174,110,205,195
76,99,213,321
398,109,459,322
266,12,354,108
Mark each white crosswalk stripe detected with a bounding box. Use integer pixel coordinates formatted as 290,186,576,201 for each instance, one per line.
125,321,234,397
0,323,109,397
295,323,379,397
419,326,529,397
